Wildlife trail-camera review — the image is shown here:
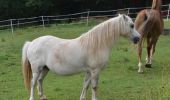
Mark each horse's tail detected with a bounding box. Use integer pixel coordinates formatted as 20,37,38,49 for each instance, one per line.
22,41,32,91
151,0,162,11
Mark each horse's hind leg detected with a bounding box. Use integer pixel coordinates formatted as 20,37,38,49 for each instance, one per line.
37,66,49,100
80,71,91,100
145,37,152,68
145,37,158,68
138,44,144,73
151,38,158,57
30,72,40,100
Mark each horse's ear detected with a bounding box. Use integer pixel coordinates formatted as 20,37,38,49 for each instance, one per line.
122,14,127,21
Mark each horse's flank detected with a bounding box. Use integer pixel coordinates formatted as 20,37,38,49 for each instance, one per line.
136,10,163,44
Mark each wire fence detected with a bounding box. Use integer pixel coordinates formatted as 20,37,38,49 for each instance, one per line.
0,4,170,35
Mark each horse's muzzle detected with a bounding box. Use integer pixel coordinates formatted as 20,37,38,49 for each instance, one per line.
133,37,140,44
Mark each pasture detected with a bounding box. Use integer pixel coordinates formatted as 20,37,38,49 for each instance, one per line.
0,20,170,100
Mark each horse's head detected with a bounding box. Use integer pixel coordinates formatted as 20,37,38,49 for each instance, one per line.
119,14,141,44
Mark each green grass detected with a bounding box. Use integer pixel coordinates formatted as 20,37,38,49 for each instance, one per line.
164,20,170,29
0,21,170,100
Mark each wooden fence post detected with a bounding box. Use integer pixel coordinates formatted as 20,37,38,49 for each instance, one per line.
10,19,14,37
167,4,170,21
86,10,90,26
17,19,20,28
127,8,130,16
41,16,45,28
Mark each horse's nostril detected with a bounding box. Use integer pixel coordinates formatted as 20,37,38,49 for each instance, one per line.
135,37,140,41
136,37,140,41
133,37,140,44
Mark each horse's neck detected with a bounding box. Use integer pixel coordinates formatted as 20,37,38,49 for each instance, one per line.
151,0,162,11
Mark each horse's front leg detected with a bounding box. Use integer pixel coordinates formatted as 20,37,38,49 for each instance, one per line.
90,69,100,100
138,44,144,73
80,71,91,100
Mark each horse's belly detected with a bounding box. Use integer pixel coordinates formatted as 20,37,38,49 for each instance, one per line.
48,63,85,75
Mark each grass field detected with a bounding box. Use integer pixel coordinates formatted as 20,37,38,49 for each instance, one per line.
0,20,170,100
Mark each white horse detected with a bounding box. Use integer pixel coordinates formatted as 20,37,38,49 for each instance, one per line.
22,14,140,100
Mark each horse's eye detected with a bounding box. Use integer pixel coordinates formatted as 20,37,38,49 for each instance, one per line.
130,24,134,28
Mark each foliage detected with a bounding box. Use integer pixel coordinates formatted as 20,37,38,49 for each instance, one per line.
0,0,169,20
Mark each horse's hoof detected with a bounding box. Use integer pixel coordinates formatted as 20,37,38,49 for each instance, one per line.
80,98,85,100
138,71,144,74
138,69,144,74
145,64,152,68
40,95,47,100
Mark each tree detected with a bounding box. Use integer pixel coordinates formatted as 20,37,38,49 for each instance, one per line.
0,0,169,20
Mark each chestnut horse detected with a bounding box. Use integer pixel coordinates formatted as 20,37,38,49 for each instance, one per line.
135,0,164,73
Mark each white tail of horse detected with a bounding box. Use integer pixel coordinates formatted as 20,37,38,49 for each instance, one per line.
22,41,32,91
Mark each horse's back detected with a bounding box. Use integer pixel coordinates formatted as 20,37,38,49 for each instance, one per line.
31,35,62,45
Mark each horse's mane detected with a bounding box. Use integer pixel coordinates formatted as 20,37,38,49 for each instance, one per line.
79,16,125,53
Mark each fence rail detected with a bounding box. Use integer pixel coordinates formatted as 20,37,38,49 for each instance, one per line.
0,4,170,34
